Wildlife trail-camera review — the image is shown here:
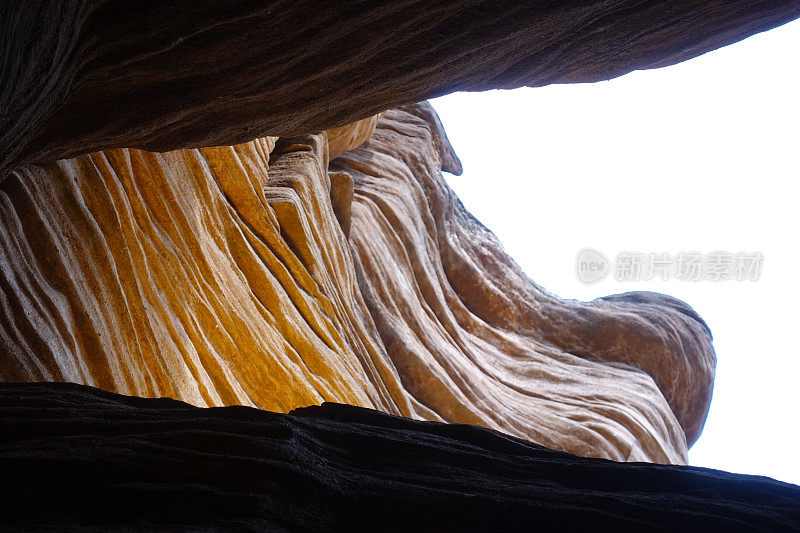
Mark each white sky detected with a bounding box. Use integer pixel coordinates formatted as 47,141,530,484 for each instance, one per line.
432,19,800,485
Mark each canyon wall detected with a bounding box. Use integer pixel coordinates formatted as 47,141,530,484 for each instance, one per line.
3,1,800,176
0,104,714,463
3,4,800,529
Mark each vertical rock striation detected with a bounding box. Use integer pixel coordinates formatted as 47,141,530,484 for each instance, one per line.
0,105,713,463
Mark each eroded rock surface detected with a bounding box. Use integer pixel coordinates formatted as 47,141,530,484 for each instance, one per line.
338,105,714,456
2,382,799,532
0,105,713,463
2,1,799,175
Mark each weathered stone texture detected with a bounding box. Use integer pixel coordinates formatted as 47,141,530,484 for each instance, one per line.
2,382,799,531
2,1,799,175
1,3,797,529
0,105,714,463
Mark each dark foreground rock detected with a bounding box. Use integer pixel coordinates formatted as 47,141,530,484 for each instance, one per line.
1,382,798,531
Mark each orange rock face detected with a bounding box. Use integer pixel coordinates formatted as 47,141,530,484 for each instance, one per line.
0,104,714,464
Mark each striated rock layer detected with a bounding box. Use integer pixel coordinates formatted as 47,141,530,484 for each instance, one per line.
0,105,714,463
2,382,799,532
2,1,800,175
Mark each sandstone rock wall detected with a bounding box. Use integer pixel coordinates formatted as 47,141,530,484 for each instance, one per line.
0,105,714,463
0,129,396,414
3,1,800,175
3,5,799,529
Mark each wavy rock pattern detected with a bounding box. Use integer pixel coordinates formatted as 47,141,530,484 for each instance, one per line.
0,130,393,414
3,382,799,532
0,105,713,463
338,106,714,459
2,1,800,175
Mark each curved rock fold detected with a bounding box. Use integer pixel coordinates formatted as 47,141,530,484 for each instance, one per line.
1,104,714,464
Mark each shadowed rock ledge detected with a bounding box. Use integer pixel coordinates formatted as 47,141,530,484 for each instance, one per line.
2,1,800,175
2,382,799,531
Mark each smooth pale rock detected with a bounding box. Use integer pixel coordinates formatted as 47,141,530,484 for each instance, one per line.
0,104,713,463
2,382,799,532
2,1,799,175
327,115,381,160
